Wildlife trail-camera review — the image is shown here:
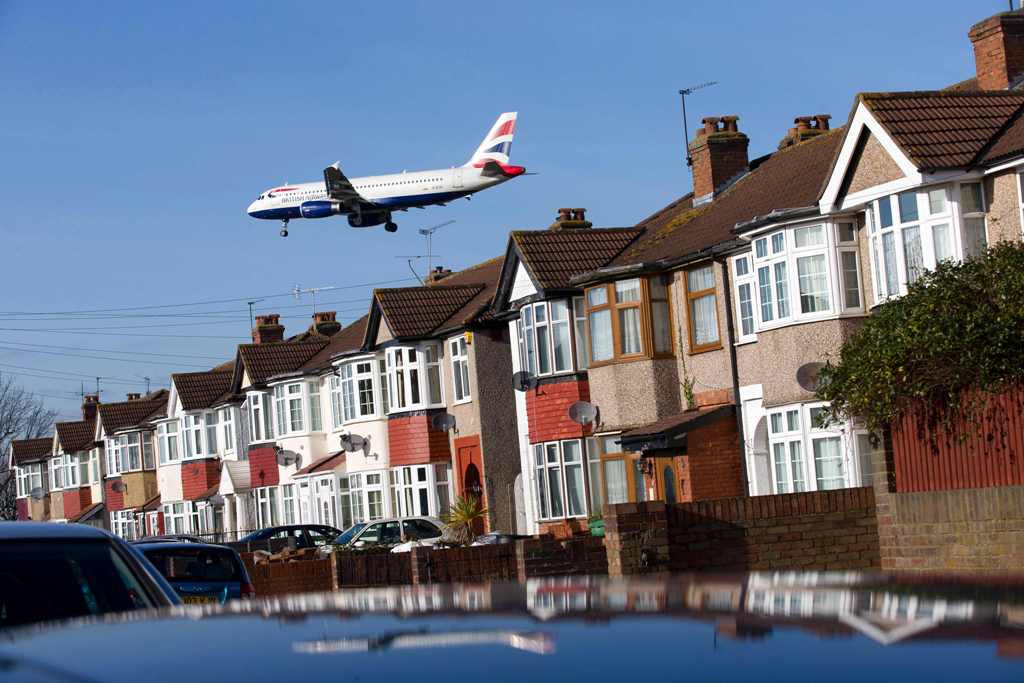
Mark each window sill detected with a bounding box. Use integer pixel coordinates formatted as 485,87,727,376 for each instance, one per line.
754,310,867,334
339,414,386,428
450,397,473,407
734,337,758,347
688,344,723,356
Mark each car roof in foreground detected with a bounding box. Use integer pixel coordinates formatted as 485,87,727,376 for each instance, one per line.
137,541,237,553
0,521,112,541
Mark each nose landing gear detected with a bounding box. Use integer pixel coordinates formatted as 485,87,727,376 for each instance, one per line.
280,219,289,238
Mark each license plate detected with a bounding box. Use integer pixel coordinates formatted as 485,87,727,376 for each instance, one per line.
182,595,217,605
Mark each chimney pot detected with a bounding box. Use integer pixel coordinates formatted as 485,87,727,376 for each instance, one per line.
572,208,587,222
794,116,812,131
813,114,831,130
426,266,453,284
720,115,739,132
310,311,341,336
127,393,141,401
701,117,721,134
81,394,100,422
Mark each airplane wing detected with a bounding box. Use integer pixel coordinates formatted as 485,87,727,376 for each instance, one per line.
323,162,364,206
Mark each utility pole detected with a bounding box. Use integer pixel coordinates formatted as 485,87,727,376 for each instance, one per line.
678,81,718,166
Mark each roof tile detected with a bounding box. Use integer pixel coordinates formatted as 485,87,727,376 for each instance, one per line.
55,420,95,453
171,370,234,411
97,390,169,434
237,340,328,385
512,228,643,290
376,284,484,338
10,437,52,465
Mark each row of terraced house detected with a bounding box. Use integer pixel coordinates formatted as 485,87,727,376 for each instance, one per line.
10,6,1024,541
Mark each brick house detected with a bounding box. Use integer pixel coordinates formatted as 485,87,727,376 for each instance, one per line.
9,437,52,521
96,390,168,539
49,399,103,525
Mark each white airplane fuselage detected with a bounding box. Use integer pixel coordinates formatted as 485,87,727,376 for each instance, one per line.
245,164,522,224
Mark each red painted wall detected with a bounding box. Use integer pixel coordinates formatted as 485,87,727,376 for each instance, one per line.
248,445,280,488
892,386,1024,492
63,487,92,519
388,413,452,467
16,498,28,521
181,459,221,500
105,478,125,512
525,378,592,444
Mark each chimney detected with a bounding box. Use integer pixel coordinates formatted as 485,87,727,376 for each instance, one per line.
778,114,831,149
426,266,453,284
252,313,285,344
81,394,99,422
689,115,749,206
548,207,593,231
126,393,141,401
970,9,1024,90
310,310,342,336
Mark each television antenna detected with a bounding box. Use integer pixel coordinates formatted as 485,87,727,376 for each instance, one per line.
417,219,455,275
292,285,338,315
394,255,444,286
678,81,718,166
247,299,266,330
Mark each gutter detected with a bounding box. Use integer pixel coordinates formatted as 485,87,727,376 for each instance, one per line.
569,238,748,288
732,206,819,234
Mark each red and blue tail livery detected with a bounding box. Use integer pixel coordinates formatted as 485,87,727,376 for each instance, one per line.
247,113,526,237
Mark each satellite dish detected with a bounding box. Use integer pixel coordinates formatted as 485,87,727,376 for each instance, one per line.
276,448,301,467
340,434,366,453
111,481,126,493
511,371,538,392
796,362,825,392
210,494,226,506
431,413,457,432
29,487,45,501
568,401,598,426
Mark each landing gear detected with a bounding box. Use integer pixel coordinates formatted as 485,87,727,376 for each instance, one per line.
280,219,289,238
385,221,398,233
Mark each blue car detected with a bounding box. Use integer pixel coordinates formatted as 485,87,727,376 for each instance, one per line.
136,541,255,604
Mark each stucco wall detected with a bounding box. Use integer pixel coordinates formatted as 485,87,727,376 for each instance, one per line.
326,418,389,473
49,489,65,520
588,358,683,432
28,496,48,521
846,132,904,196
122,471,158,509
985,169,1022,245
672,264,733,410
736,317,864,407
157,462,183,502
473,324,521,533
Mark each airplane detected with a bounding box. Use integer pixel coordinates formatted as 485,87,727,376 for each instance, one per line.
247,112,526,237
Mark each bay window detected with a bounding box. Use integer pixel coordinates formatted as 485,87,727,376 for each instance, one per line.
158,421,180,464
385,345,443,413
364,472,385,520
348,473,365,523
142,433,155,469
450,337,471,403
271,382,307,435
330,373,346,427
125,433,141,471
532,439,591,521
63,453,79,488
204,412,219,454
767,403,862,494
163,502,187,534
585,277,673,365
218,408,234,454
183,414,204,458
248,392,274,443
105,438,121,476
391,463,453,518
732,255,756,342
685,265,720,352
282,483,296,525
518,298,589,377
16,463,44,498
52,454,64,490
868,183,986,301
338,475,355,529
255,486,280,527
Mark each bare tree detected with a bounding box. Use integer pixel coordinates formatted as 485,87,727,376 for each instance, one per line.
0,374,58,520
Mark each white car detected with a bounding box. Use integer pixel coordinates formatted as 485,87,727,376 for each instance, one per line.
319,516,446,554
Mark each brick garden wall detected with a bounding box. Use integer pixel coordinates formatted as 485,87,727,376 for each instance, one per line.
245,556,335,597
685,415,745,501
604,488,880,576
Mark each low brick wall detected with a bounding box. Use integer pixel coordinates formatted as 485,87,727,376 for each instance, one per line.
334,548,412,587
247,557,335,597
604,488,880,576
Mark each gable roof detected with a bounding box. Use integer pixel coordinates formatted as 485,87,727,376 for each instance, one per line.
429,256,505,331
236,339,328,386
374,284,484,339
97,390,169,434
609,130,844,268
171,370,234,411
511,228,643,291
859,91,1024,170
300,315,370,369
55,420,95,453
10,437,52,465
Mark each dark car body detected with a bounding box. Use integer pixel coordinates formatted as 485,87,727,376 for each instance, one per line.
135,534,205,544
0,522,180,629
239,524,341,549
0,574,1022,681
137,542,254,604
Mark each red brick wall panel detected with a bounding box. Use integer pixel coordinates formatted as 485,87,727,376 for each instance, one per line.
62,488,91,519
388,413,452,467
248,446,280,488
105,478,125,512
686,418,745,501
181,459,221,500
16,498,28,521
525,379,592,444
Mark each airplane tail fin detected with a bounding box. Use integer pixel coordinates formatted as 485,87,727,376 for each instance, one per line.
464,112,517,167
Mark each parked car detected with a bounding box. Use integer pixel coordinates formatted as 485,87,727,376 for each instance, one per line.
239,524,342,550
134,534,205,544
320,517,444,553
136,542,255,604
0,522,180,628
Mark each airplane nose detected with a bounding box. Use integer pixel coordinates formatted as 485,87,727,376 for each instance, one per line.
246,201,257,216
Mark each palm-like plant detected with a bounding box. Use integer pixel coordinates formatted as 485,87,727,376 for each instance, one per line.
441,495,488,546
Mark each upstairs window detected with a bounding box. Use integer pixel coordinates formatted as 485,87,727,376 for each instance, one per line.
337,359,379,423
158,421,180,464
218,408,234,455
105,438,121,476
518,298,587,377
732,255,756,342
386,344,444,413
450,336,471,403
584,278,673,365
272,382,307,435
685,265,720,353
248,392,274,443
183,414,204,458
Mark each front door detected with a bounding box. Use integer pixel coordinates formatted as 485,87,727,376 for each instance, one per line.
654,457,681,504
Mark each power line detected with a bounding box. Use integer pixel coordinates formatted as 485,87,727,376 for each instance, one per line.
0,327,246,339
0,346,213,368
0,363,150,385
0,339,225,361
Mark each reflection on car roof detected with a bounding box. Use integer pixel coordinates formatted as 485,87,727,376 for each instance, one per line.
0,521,113,540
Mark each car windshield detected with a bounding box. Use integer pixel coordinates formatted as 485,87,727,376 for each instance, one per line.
0,539,156,628
141,548,241,582
334,523,366,546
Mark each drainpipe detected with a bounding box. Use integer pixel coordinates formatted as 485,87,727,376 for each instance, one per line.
716,256,749,496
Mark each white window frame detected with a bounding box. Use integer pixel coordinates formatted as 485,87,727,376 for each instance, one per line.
363,471,387,520
449,336,472,404
385,344,444,413
218,407,235,455
105,437,121,477
157,420,181,464
248,392,274,443
518,299,584,378
271,381,307,436
182,413,204,459
254,486,281,527
531,439,590,521
390,463,453,518
308,381,322,432
731,254,757,343
336,358,381,424
767,402,861,494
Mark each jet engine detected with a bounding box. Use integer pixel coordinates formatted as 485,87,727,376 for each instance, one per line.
299,201,343,219
347,210,389,228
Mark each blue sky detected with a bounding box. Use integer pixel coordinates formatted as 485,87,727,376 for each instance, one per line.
0,0,1003,419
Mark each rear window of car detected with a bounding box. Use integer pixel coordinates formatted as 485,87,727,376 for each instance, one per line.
0,539,156,629
142,548,242,582
335,523,365,546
